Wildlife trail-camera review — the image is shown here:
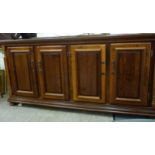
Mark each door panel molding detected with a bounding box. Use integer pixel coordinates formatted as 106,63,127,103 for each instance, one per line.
110,43,151,106
6,46,38,97
36,45,69,100
71,44,106,103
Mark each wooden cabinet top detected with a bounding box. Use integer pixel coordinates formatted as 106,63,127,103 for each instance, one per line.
1,33,155,46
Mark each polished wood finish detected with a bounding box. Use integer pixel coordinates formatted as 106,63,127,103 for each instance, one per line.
36,46,69,100
71,44,106,103
1,34,155,45
6,47,38,97
110,43,151,106
8,96,155,117
2,34,155,117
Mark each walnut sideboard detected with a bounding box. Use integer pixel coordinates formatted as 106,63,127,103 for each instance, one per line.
1,34,155,117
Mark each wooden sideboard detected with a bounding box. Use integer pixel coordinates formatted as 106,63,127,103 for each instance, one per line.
1,34,155,117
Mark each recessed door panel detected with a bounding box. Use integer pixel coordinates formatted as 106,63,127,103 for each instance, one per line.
42,53,62,94
76,52,101,96
14,52,32,91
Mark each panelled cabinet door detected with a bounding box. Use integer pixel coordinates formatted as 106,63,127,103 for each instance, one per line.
71,44,106,103
36,46,69,100
110,43,151,106
6,46,38,97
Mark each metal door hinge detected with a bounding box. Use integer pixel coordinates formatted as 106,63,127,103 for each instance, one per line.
67,52,70,57
101,61,105,64
151,50,154,57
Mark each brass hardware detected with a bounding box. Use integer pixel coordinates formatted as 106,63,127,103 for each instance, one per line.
101,73,105,75
101,61,105,64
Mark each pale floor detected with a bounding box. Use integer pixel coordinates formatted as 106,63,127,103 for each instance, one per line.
0,95,155,122
0,95,113,122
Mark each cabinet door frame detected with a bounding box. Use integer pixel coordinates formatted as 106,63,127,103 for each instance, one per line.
6,46,38,97
36,45,69,100
110,43,151,106
71,44,106,103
